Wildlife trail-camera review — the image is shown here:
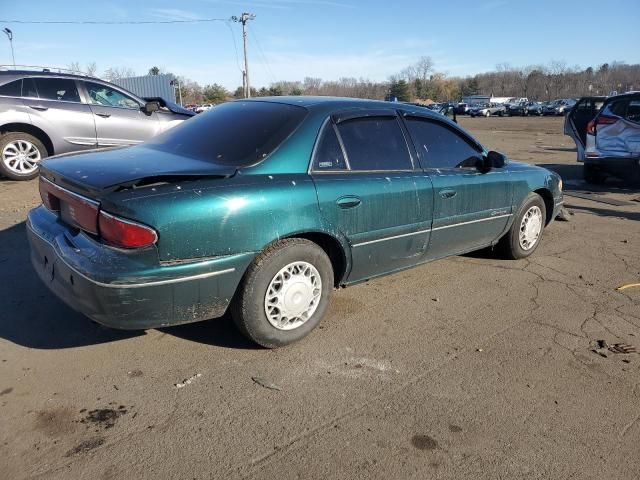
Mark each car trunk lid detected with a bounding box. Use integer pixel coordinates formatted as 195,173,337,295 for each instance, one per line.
40,145,236,197
38,145,236,240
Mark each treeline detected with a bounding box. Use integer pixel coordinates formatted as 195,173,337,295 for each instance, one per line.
71,58,640,104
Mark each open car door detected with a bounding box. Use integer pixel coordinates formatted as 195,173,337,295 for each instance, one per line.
564,96,606,161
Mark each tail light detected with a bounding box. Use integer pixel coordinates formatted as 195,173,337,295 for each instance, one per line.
39,177,157,249
98,211,158,249
39,177,99,234
586,115,618,136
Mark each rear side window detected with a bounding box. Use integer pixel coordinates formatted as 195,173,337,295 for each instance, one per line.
313,123,347,171
336,117,412,171
625,100,640,123
147,101,307,167
33,78,80,102
406,118,482,169
608,100,627,117
23,78,38,98
0,79,21,97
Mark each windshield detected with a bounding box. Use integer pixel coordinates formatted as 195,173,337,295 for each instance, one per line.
147,101,307,166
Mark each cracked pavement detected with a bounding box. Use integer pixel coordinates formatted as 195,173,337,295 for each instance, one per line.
0,116,638,479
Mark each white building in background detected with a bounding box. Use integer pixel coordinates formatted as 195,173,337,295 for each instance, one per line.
462,94,524,105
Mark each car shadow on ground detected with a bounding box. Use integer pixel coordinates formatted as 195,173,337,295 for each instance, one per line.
538,163,639,194
567,204,640,222
160,314,260,350
0,221,142,349
0,221,258,350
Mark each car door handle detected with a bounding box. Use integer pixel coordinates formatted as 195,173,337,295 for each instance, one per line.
439,189,457,199
28,105,48,111
95,112,111,118
336,196,361,209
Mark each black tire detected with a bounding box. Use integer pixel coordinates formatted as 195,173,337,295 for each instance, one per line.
0,132,47,181
497,193,546,260
231,238,334,348
583,164,606,185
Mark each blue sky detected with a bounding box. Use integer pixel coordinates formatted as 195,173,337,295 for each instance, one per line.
2,0,639,89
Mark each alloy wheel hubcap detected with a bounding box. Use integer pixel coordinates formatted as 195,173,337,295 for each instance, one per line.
2,140,41,174
519,206,543,250
264,261,322,330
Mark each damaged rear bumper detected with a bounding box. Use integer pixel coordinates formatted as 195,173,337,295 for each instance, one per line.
27,206,254,330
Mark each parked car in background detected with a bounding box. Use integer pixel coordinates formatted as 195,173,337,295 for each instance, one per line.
565,93,639,184
505,100,530,116
455,102,469,115
27,97,563,347
0,70,194,180
469,103,506,117
544,99,576,116
195,104,213,113
526,102,545,116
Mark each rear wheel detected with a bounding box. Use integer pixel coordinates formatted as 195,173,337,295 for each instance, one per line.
231,238,333,348
0,132,47,181
498,193,546,259
583,164,606,185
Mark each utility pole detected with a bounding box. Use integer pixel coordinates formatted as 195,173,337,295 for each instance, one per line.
2,28,15,68
231,13,255,98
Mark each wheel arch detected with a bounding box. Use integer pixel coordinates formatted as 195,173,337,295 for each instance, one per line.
533,188,554,225
279,231,351,287
0,123,55,156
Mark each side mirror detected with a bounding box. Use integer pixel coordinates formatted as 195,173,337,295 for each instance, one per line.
482,151,507,171
142,101,161,115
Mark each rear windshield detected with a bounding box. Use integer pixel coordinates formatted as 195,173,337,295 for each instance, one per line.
147,101,307,166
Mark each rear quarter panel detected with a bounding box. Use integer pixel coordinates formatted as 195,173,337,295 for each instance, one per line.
0,97,32,129
100,174,344,263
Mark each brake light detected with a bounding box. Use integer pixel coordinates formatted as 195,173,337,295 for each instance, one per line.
587,115,618,136
597,115,618,126
98,211,158,249
39,177,99,234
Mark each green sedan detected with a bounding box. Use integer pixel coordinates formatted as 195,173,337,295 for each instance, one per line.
27,97,564,347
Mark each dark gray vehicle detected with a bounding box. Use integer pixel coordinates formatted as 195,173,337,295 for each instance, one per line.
0,69,194,180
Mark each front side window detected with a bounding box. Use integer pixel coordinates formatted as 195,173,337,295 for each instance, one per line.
0,79,21,97
312,123,347,171
336,117,412,171
406,118,482,169
33,78,80,102
84,81,139,109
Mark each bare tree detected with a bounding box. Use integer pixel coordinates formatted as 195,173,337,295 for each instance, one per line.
103,66,135,81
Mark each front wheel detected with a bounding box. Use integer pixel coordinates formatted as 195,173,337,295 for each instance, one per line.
0,132,47,181
497,193,546,259
485,111,491,117
231,238,334,348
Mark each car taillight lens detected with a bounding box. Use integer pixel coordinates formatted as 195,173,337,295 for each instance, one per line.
587,115,618,136
39,177,99,234
98,211,158,249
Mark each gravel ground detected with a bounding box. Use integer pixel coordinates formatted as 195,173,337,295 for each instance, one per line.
0,116,638,479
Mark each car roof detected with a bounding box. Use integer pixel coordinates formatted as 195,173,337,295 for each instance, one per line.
0,70,102,81
241,95,408,109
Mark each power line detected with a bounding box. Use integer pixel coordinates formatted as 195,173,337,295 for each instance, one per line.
0,18,228,25
224,21,244,74
248,24,276,85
